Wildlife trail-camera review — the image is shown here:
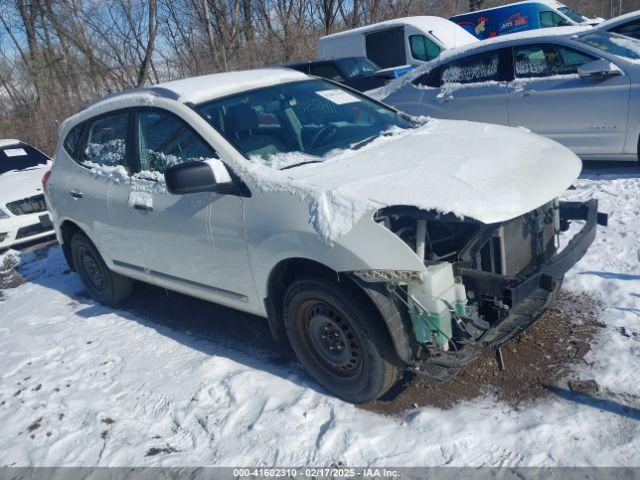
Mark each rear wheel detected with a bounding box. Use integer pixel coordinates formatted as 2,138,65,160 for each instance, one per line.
70,233,132,306
283,277,403,403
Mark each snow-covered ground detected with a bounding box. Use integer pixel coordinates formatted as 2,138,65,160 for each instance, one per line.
0,167,639,467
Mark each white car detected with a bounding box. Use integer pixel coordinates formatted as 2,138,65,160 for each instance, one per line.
0,139,54,250
45,69,605,402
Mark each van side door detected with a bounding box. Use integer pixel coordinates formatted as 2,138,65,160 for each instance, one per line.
365,27,406,69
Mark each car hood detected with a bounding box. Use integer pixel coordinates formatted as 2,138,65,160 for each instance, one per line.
0,164,48,204
286,119,581,225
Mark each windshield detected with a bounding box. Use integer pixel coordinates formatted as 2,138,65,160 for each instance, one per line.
557,6,585,23
0,144,48,175
576,30,640,61
335,58,380,78
196,79,412,168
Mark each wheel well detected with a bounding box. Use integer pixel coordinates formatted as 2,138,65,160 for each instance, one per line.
264,258,411,363
59,220,83,271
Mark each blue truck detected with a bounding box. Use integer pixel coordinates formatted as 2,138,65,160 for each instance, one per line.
450,1,601,40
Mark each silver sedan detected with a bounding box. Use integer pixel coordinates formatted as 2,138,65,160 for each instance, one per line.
378,26,640,162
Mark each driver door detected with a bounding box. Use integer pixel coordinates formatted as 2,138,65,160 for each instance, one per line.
128,107,259,311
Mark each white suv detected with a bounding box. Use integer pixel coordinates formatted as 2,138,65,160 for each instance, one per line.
45,69,606,403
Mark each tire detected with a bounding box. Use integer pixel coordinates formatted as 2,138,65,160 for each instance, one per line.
70,233,133,306
283,277,403,403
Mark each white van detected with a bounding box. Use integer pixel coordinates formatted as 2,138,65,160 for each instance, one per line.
317,16,478,70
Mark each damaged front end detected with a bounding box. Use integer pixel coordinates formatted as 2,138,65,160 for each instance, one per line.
352,199,607,384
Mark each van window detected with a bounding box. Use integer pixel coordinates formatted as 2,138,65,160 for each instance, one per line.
409,35,441,62
365,27,406,68
137,109,216,173
82,111,130,167
514,44,594,78
539,11,571,28
441,51,501,85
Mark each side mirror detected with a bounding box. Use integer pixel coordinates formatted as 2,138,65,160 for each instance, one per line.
578,59,621,79
164,159,233,195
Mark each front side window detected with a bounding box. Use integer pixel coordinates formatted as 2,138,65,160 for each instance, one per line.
576,30,640,61
513,44,594,77
137,109,216,173
82,111,130,167
441,50,501,85
196,79,412,166
539,11,571,28
309,63,344,81
0,144,48,176
612,19,640,41
409,35,441,62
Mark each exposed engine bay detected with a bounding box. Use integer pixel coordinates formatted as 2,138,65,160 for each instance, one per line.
353,199,607,384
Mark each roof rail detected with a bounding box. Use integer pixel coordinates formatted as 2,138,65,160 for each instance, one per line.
76,86,181,114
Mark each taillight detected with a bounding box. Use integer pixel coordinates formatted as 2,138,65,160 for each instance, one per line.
42,170,52,190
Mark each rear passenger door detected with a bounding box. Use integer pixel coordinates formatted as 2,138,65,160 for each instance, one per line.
130,107,258,310
70,110,144,270
507,43,630,155
415,48,511,125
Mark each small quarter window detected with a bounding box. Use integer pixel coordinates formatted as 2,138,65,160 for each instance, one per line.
63,124,83,160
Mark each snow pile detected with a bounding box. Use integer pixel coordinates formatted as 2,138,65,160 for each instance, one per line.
0,249,20,289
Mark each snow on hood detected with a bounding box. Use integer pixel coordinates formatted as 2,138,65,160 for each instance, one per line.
237,119,581,242
0,164,49,203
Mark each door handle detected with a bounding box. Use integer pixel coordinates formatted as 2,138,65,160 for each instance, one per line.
69,191,84,199
512,88,535,97
437,93,454,103
133,203,153,212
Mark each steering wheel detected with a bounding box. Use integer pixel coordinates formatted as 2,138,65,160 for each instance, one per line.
309,124,338,152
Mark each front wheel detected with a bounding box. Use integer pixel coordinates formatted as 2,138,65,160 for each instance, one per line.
70,233,133,306
283,277,403,403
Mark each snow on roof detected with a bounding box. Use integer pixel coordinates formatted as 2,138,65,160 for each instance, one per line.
0,139,21,148
320,16,477,49
597,10,640,30
153,68,309,104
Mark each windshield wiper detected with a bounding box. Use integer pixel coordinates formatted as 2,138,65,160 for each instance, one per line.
352,131,397,150
280,160,324,170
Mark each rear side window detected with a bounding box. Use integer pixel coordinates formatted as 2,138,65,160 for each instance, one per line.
539,11,571,28
441,50,501,85
137,109,217,173
612,19,640,40
63,124,83,160
409,35,441,62
514,44,594,78
309,63,344,81
365,27,406,68
82,111,130,167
